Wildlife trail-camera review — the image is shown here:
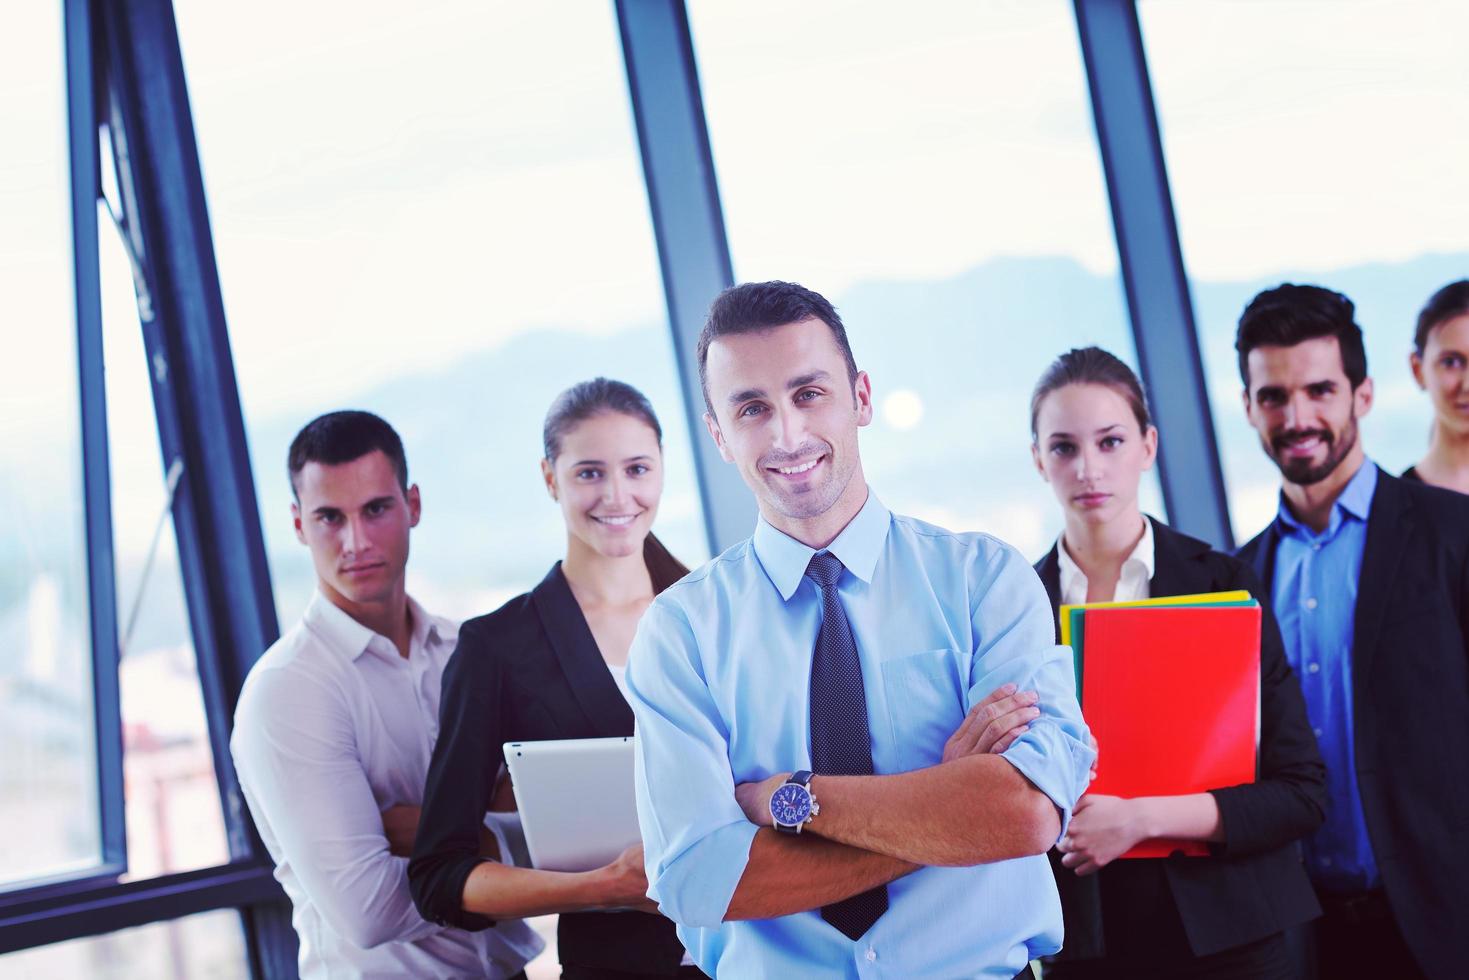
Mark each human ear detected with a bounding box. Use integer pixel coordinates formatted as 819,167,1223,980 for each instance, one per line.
704,411,734,464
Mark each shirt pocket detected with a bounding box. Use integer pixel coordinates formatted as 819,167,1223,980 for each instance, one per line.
880,649,967,769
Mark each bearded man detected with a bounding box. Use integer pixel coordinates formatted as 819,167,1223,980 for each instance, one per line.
1234,284,1469,980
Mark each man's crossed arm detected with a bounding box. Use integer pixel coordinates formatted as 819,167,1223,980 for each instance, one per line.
722,686,1049,920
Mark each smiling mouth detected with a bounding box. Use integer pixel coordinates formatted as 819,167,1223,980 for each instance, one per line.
769,456,824,476
592,514,640,527
1276,434,1327,456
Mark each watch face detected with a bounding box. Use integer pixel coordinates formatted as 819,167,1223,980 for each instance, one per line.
770,783,812,826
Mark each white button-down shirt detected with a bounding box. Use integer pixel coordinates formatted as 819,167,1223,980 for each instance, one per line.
232,592,542,979
1056,517,1155,607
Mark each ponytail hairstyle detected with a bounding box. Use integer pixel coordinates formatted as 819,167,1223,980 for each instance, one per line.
542,378,691,594
1029,347,1152,441
1414,280,1469,356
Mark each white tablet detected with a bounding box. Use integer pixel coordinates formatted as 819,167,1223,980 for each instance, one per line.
501,736,641,872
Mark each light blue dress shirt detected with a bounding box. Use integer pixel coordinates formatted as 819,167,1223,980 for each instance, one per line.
1271,459,1380,892
626,492,1094,978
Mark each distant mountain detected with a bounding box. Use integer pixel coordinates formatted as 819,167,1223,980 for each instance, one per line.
9,251,1464,658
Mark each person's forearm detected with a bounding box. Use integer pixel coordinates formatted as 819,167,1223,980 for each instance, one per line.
810,755,1058,865
1133,793,1223,842
724,830,915,921
461,861,626,919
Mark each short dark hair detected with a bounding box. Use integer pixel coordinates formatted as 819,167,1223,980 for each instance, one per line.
696,281,858,413
1030,347,1151,440
1235,283,1368,389
287,410,408,499
543,377,663,462
1414,280,1469,355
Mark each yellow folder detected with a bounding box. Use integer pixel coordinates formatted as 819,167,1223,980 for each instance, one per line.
1058,590,1252,646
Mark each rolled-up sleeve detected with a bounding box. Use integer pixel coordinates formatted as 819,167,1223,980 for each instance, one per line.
232,668,440,949
625,598,758,930
966,541,1095,837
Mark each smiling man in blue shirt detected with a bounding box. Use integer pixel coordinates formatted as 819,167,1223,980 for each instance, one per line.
624,281,1094,978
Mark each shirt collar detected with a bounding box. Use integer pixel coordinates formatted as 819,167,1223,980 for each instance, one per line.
1056,516,1155,602
1276,457,1378,533
303,589,449,661
752,489,891,601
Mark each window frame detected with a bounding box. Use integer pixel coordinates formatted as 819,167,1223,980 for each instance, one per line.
3,1,1235,975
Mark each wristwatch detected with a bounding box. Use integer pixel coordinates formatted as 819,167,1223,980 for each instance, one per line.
769,770,819,834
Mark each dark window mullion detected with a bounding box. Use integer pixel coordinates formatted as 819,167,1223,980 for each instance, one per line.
1072,0,1233,549
65,0,127,875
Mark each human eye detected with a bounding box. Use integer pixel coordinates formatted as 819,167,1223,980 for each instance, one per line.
738,402,765,419
1442,353,1466,370
627,463,650,477
576,467,602,480
317,511,342,526
795,387,822,403
1049,441,1075,457
1100,435,1124,451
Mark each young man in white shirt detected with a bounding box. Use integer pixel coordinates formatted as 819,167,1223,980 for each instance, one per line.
231,410,541,979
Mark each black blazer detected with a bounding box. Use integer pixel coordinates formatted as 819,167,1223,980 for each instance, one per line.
1237,468,1469,980
1037,518,1326,960
409,564,690,975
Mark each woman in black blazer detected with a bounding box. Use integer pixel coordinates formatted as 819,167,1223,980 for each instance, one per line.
1019,348,1328,978
409,379,702,980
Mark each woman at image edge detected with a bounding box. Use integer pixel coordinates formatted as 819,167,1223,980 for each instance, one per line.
1024,348,1326,979
1404,280,1469,494
409,378,703,979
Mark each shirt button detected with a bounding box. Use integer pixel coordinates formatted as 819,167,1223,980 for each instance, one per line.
1305,597,1319,610
1307,662,1320,674
866,948,877,962
1313,727,1323,738
1312,542,1321,551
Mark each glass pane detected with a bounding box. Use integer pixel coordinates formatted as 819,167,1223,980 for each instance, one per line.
173,0,708,630
98,186,231,877
0,907,248,978
688,0,1163,559
1139,0,1469,535
0,2,102,886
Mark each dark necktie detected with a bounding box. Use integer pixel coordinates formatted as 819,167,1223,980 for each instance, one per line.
805,551,888,940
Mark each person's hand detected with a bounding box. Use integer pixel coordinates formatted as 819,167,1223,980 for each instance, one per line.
942,684,1040,762
598,843,659,913
734,773,789,827
381,805,421,857
1056,795,1145,875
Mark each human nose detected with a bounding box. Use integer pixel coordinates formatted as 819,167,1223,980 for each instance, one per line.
1075,444,1100,482
1283,391,1312,429
602,471,631,506
342,514,369,556
771,404,806,451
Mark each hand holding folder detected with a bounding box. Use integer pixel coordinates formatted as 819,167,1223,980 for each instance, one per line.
1062,592,1261,859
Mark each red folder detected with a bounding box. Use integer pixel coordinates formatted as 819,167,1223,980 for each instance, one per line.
1079,604,1260,858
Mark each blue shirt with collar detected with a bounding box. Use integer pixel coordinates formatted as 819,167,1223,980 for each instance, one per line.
1271,458,1379,892
625,492,1093,979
